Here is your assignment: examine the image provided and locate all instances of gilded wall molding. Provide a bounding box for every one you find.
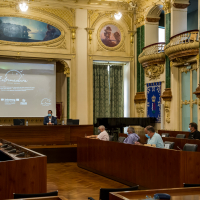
[161,88,172,123]
[146,17,160,22]
[58,60,70,77]
[164,101,171,123]
[85,28,94,44]
[173,3,190,9]
[32,7,75,27]
[170,56,198,67]
[165,42,199,62]
[139,53,165,67]
[194,84,200,99]
[145,64,164,80]
[136,103,145,117]
[181,100,190,108]
[178,63,198,74]
[88,10,133,31]
[163,1,171,14]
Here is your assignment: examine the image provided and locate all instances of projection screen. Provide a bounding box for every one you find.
[0,60,56,117]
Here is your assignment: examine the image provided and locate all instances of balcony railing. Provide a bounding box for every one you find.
[138,43,166,67]
[139,42,165,58]
[165,30,199,49]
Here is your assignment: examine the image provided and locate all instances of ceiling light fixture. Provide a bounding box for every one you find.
[114,12,122,20]
[19,2,28,12]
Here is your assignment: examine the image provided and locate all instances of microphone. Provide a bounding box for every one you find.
[1,144,8,148]
[8,149,16,153]
[5,145,13,150]
[16,152,25,157]
[177,146,182,150]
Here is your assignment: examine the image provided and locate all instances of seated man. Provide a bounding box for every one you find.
[135,125,164,148]
[43,110,57,125]
[86,125,109,141]
[188,122,200,139]
[123,126,140,144]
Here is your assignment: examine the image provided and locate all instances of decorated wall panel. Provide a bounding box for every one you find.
[88,10,133,57]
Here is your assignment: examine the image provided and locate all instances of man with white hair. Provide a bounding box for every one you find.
[85,125,109,141]
[123,126,140,144]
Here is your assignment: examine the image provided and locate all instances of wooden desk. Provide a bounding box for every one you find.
[0,125,93,145]
[0,139,47,200]
[110,187,200,200]
[77,137,200,189]
[162,137,200,151]
[158,130,190,138]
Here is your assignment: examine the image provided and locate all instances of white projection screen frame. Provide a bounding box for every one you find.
[0,59,56,117]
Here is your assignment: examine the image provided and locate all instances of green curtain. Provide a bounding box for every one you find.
[93,64,124,136]
[93,65,110,134]
[109,65,124,118]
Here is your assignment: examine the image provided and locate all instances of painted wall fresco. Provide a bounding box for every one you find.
[0,17,61,42]
[100,24,121,47]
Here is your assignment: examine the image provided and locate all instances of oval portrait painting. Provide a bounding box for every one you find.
[0,17,61,42]
[100,24,121,47]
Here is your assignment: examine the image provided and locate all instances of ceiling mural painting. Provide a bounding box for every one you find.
[0,17,61,42]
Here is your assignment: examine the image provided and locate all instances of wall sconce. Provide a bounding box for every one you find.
[114,12,122,20]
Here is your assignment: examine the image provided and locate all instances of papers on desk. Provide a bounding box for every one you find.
[144,144,156,147]
[165,144,170,149]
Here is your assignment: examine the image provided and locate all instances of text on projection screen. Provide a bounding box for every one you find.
[0,61,56,117]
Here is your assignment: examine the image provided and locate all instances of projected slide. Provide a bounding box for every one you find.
[0,61,56,117]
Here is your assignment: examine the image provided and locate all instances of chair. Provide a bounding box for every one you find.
[183,183,200,187]
[183,143,198,152]
[109,135,114,141]
[13,191,58,199]
[118,136,126,143]
[176,134,186,139]
[162,133,169,137]
[164,141,175,149]
[88,185,139,200]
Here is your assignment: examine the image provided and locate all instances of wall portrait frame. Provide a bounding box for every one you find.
[97,21,124,51]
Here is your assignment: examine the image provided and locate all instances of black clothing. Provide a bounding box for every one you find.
[188,130,200,139]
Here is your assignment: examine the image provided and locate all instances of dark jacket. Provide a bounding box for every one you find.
[188,130,200,139]
[43,116,57,125]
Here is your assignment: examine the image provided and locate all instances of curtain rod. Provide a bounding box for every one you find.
[93,62,127,66]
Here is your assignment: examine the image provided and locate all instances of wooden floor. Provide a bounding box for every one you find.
[47,162,128,200]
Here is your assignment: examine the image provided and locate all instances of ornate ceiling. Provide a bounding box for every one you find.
[0,0,133,11]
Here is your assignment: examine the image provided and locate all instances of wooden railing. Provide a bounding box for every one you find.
[139,42,165,58]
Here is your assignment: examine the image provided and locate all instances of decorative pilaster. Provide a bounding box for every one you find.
[163,0,171,14]
[134,92,146,117]
[69,26,78,53]
[128,30,136,45]
[85,28,94,44]
[137,25,145,93]
[85,28,94,54]
[67,77,70,119]
[165,13,171,89]
[161,88,172,123]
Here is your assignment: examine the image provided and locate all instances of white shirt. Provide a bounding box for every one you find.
[97,130,109,141]
[49,117,51,123]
